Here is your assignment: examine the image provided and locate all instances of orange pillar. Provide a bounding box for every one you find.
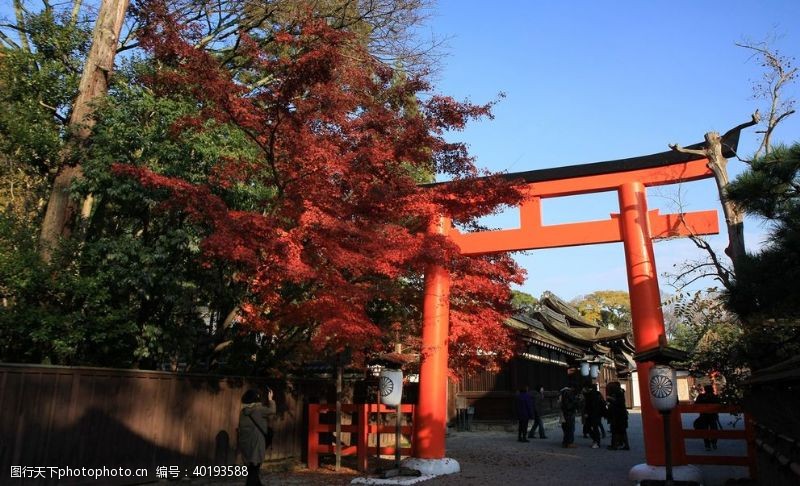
[618,181,685,466]
[413,216,451,459]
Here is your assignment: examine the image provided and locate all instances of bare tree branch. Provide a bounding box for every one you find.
[38,100,69,123]
[737,40,797,159]
[668,143,706,157]
[0,29,21,49]
[669,128,748,274]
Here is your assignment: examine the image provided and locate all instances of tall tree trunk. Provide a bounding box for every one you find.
[13,0,31,53]
[38,0,130,262]
[670,129,750,280]
[703,131,746,272]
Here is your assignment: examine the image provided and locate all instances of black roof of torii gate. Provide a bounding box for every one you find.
[426,119,753,187]
[499,122,748,184]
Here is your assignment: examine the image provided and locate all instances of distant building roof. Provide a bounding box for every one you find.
[507,291,635,374]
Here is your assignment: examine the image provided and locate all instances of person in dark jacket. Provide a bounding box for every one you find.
[238,388,277,486]
[605,381,629,450]
[515,386,534,442]
[528,385,548,439]
[694,385,721,451]
[559,386,578,448]
[584,383,606,448]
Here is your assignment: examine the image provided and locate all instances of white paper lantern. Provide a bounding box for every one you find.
[580,361,590,377]
[590,363,600,379]
[648,365,678,411]
[379,368,403,406]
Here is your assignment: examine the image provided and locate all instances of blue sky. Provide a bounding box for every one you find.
[426,0,800,301]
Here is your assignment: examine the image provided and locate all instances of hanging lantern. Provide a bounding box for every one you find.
[590,362,600,379]
[580,361,590,377]
[379,368,403,406]
[648,364,678,412]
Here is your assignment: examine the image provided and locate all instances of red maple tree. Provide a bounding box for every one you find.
[116,1,526,373]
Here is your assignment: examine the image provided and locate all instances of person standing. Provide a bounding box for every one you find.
[515,386,534,442]
[558,385,578,448]
[695,384,721,451]
[528,385,548,439]
[238,387,277,486]
[605,381,629,450]
[584,383,606,448]
[580,384,590,438]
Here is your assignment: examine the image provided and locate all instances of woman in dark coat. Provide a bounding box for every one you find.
[605,381,629,450]
[238,388,277,486]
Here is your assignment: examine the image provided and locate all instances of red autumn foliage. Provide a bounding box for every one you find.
[118,1,527,373]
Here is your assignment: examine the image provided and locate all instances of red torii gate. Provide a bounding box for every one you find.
[410,128,745,473]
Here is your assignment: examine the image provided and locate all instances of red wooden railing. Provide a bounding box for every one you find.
[307,403,415,471]
[675,403,757,479]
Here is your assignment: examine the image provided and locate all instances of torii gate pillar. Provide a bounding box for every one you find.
[618,181,685,467]
[413,216,451,459]
[405,216,460,475]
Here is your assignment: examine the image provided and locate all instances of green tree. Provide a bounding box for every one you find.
[571,290,631,331]
[0,7,89,220]
[669,289,800,399]
[726,143,800,322]
[664,144,800,397]
[669,291,747,400]
[510,289,537,314]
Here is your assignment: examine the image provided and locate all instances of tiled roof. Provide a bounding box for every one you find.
[507,315,584,357]
[505,291,636,374]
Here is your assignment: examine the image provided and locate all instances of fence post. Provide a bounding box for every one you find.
[401,404,413,456]
[744,413,757,480]
[358,403,368,472]
[307,404,319,470]
[675,405,687,464]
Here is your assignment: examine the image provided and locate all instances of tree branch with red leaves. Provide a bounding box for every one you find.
[118,0,525,373]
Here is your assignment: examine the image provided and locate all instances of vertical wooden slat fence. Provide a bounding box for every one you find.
[0,364,327,485]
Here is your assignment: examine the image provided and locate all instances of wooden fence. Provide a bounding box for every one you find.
[743,357,800,486]
[307,403,415,472]
[0,363,330,485]
[675,402,756,478]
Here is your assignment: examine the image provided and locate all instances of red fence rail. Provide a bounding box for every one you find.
[307,403,415,472]
[675,403,756,478]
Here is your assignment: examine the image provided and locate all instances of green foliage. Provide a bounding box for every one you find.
[664,145,800,397]
[1,41,259,370]
[510,289,537,314]
[571,290,631,331]
[0,214,134,365]
[726,143,800,321]
[669,289,800,400]
[668,291,748,401]
[0,9,89,175]
[0,10,89,221]
[71,62,264,370]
